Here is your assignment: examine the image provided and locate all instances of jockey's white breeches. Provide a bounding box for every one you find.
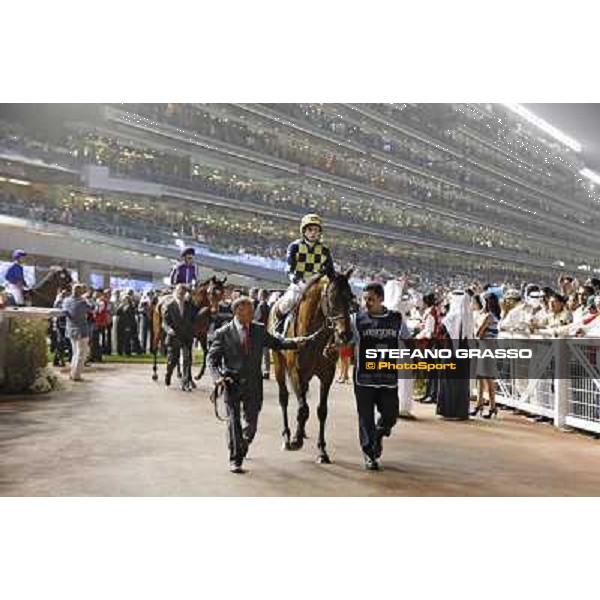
[277,281,306,314]
[6,283,24,306]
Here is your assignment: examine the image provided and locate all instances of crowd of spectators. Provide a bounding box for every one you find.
[3,111,596,258]
[115,103,598,246]
[9,123,584,265]
[0,184,549,286]
[2,103,599,273]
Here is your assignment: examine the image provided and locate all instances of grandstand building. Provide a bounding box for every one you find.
[1,103,598,287]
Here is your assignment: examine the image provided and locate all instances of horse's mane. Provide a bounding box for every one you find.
[197,276,215,289]
[300,273,327,302]
[295,274,330,337]
[33,267,67,290]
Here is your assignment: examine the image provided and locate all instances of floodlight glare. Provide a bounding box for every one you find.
[501,103,582,153]
[580,168,600,186]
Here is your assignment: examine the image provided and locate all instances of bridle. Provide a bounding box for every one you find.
[319,278,353,335]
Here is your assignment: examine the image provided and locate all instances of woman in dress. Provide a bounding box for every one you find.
[471,292,501,419]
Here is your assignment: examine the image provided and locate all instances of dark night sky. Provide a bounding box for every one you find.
[524,103,600,171]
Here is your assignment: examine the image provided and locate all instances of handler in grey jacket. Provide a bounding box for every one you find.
[62,284,94,381]
[207,296,313,473]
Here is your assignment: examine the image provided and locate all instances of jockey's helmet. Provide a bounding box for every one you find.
[300,213,323,235]
[12,249,27,260]
[180,246,196,258]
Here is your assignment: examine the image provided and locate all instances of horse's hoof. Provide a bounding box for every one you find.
[194,374,203,380]
[152,374,158,382]
[289,438,304,451]
[316,453,331,464]
[281,440,292,451]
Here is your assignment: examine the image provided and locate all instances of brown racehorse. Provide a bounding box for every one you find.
[150,275,227,386]
[25,267,73,307]
[268,269,354,464]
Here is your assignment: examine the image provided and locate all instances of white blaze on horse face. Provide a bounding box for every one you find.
[333,316,352,343]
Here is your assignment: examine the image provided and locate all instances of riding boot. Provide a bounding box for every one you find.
[274,307,287,335]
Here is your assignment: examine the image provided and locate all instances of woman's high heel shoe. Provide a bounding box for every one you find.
[483,407,498,419]
[470,404,484,417]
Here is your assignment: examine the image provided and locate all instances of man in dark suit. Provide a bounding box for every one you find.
[207,296,313,473]
[163,284,198,387]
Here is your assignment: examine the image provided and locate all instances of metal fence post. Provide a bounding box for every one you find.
[554,339,569,428]
[0,314,8,388]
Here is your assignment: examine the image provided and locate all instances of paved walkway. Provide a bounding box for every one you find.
[2,364,600,496]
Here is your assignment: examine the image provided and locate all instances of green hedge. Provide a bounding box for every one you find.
[1,319,54,394]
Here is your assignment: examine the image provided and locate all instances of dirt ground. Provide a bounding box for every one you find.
[2,363,600,496]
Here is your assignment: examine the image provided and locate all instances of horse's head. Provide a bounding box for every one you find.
[323,268,355,345]
[55,268,73,290]
[207,276,227,304]
[192,275,227,307]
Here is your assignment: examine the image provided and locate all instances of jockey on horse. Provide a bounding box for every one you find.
[269,214,355,463]
[273,213,336,332]
[151,247,227,388]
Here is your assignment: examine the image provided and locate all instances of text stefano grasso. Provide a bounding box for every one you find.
[364,348,533,360]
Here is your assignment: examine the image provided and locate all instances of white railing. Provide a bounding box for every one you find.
[495,332,600,434]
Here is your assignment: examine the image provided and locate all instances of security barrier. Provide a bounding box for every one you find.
[495,333,600,434]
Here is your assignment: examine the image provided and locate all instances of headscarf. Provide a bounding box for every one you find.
[442,290,474,339]
[383,278,404,311]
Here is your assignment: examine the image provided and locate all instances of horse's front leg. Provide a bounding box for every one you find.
[195,334,207,381]
[274,353,292,450]
[290,380,310,451]
[316,373,334,464]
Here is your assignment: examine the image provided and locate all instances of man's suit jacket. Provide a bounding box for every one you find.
[207,320,299,405]
[254,300,270,325]
[163,298,197,345]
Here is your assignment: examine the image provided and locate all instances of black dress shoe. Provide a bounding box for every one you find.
[364,455,379,471]
[373,436,383,459]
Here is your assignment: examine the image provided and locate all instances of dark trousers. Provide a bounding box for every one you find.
[354,385,399,459]
[117,327,132,355]
[118,325,141,355]
[97,326,109,355]
[425,371,439,400]
[166,336,193,379]
[90,326,103,362]
[105,322,113,355]
[53,327,71,366]
[225,384,261,465]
